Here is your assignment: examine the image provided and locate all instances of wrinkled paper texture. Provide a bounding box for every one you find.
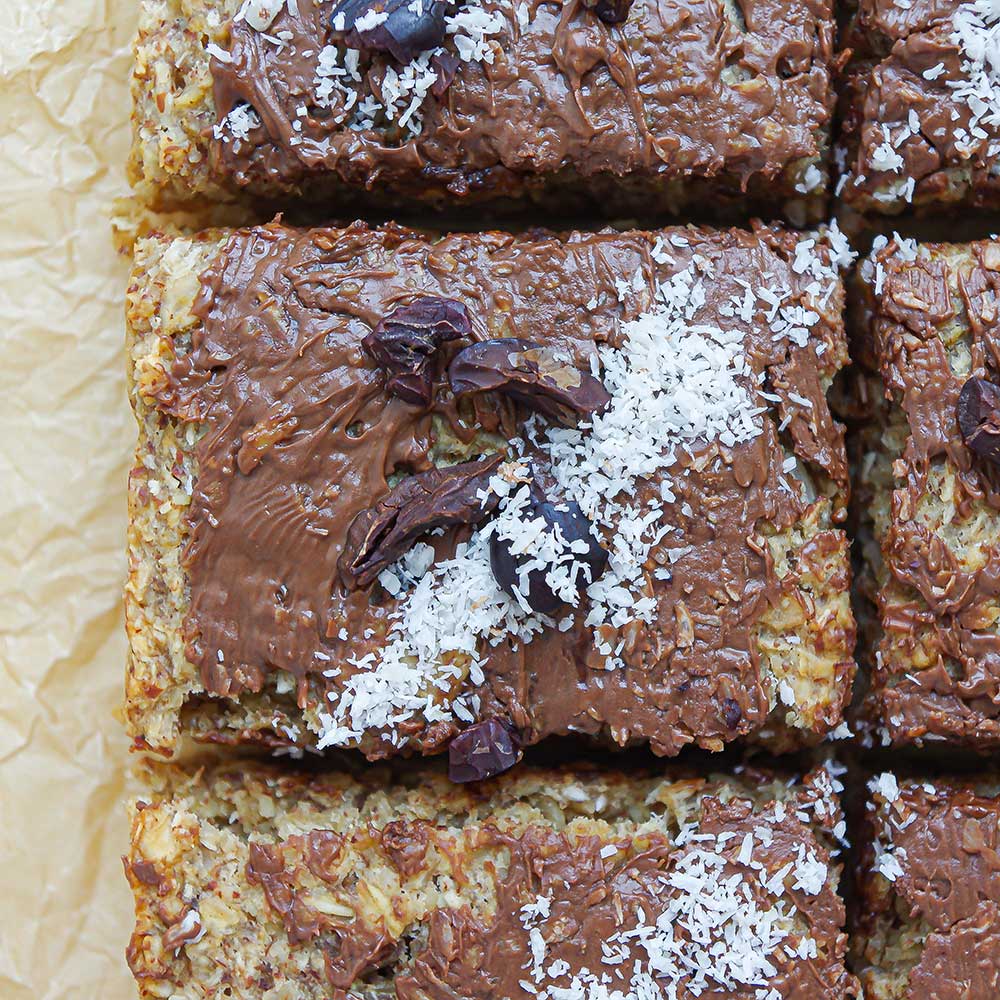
[0,2,138,997]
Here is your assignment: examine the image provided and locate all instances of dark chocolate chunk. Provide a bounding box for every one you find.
[363,296,472,407]
[332,0,448,64]
[340,454,503,589]
[581,0,633,24]
[957,377,1000,465]
[448,338,609,424]
[448,718,522,783]
[489,485,608,615]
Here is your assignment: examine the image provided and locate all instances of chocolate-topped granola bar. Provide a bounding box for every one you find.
[854,772,1000,999]
[125,221,855,763]
[838,0,1000,215]
[853,236,1000,748]
[125,758,858,999]
[129,0,836,219]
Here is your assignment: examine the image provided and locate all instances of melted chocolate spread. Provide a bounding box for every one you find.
[157,221,850,757]
[234,786,851,999]
[866,782,1000,999]
[208,0,833,200]
[864,242,1000,746]
[841,0,1000,210]
[397,811,848,999]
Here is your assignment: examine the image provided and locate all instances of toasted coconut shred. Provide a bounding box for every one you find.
[316,227,854,750]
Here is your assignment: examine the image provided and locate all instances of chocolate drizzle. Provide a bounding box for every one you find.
[207,0,834,204]
[232,785,852,998]
[862,781,1000,999]
[863,240,1000,746]
[157,221,851,758]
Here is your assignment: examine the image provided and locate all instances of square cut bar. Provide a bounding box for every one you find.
[853,237,1000,748]
[125,221,856,759]
[129,0,835,220]
[853,773,1000,999]
[124,758,857,1000]
[838,0,1000,215]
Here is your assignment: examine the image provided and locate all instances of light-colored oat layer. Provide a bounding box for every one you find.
[125,758,850,999]
[129,0,240,209]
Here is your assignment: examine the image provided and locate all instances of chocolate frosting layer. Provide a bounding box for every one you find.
[907,902,1000,1000]
[840,0,1000,212]
[396,805,849,999]
[156,221,851,758]
[862,240,1000,747]
[208,0,833,204]
[234,783,850,999]
[864,780,1000,999]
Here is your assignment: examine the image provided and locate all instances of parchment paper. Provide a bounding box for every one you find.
[0,2,139,997]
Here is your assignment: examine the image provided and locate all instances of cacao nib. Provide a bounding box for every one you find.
[582,0,633,23]
[957,376,1000,465]
[448,338,610,424]
[332,0,448,63]
[363,296,472,407]
[489,485,608,615]
[430,51,460,98]
[722,697,742,730]
[340,454,503,589]
[448,718,522,783]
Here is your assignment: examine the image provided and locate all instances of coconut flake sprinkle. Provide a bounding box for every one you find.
[314,230,850,750]
[221,0,506,141]
[516,834,822,1000]
[858,0,1000,198]
[950,0,1000,156]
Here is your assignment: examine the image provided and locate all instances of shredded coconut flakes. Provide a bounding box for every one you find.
[315,231,850,749]
[951,0,1000,157]
[516,833,822,1000]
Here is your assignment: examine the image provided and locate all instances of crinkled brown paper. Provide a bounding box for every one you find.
[0,3,138,997]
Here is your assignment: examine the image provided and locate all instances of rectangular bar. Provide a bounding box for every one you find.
[129,0,835,219]
[854,772,1000,999]
[125,758,857,999]
[837,0,1000,215]
[853,236,1000,748]
[126,221,855,760]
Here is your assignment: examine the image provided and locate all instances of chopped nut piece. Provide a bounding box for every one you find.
[332,0,448,63]
[957,376,1000,465]
[489,484,608,615]
[581,0,633,24]
[447,718,522,782]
